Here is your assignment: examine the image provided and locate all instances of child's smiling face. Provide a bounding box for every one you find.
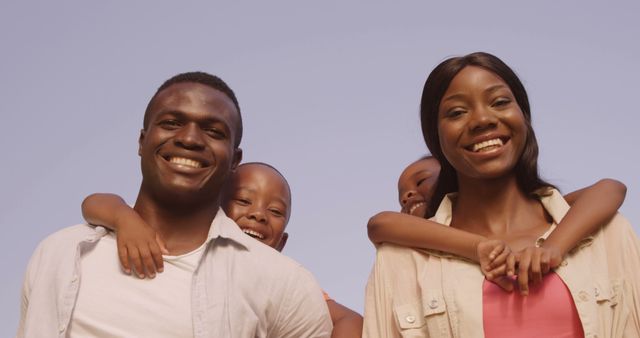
[223,163,291,251]
[397,157,441,218]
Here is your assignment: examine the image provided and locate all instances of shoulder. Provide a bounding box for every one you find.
[215,212,311,278]
[24,224,104,287]
[601,213,635,235]
[372,243,431,284]
[246,240,316,281]
[375,242,429,265]
[34,224,99,252]
[29,224,104,268]
[597,213,638,248]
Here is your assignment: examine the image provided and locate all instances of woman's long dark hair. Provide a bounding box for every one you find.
[420,52,554,214]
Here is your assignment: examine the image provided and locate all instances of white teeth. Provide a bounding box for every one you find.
[242,229,264,239]
[471,138,504,152]
[409,202,425,215]
[169,157,202,168]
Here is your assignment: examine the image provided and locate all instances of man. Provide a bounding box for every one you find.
[17,72,332,337]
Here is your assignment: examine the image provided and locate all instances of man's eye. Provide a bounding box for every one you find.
[205,128,226,139]
[159,120,181,129]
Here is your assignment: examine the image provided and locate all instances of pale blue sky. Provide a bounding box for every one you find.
[2,1,639,334]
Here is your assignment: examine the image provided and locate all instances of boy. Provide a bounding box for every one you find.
[82,162,363,338]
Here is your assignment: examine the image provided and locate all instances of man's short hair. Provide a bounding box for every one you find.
[143,71,243,147]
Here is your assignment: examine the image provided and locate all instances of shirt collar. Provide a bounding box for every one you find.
[432,188,572,241]
[207,208,253,250]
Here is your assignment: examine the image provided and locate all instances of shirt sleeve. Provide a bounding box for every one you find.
[16,241,44,338]
[363,245,402,338]
[270,267,333,338]
[605,215,640,336]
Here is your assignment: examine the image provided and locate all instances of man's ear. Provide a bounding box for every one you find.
[275,232,288,252]
[231,148,243,170]
[138,129,146,156]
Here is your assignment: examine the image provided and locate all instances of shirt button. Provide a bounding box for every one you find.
[406,315,416,323]
[561,260,568,267]
[429,299,439,309]
[59,324,66,332]
[71,275,78,283]
[594,287,600,297]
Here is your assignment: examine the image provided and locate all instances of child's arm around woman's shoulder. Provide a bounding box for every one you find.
[367,211,486,262]
[543,179,627,259]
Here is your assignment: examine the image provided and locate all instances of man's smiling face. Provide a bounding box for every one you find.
[138,82,242,203]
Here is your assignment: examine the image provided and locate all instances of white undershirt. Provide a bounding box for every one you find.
[68,232,205,338]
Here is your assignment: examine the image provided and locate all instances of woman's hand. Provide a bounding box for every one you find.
[114,208,168,279]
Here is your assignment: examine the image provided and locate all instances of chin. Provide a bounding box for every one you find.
[155,181,212,202]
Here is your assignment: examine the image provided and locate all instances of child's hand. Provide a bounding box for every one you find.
[511,246,555,295]
[540,243,564,270]
[114,209,168,279]
[476,239,514,292]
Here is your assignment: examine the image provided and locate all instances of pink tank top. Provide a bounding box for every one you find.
[482,272,584,337]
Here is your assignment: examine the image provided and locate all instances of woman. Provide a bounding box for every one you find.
[363,52,640,337]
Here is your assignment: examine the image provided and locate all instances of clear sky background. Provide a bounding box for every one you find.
[1,1,638,334]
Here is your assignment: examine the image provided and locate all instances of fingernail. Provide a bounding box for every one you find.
[158,268,164,272]
[124,269,131,274]
[149,273,155,278]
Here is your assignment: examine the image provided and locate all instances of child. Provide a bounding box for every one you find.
[369,155,627,293]
[82,162,363,338]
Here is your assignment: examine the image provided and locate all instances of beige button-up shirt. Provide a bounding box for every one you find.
[17,209,332,338]
[364,189,640,338]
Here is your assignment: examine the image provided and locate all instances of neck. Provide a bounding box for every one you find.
[134,186,221,255]
[451,174,547,238]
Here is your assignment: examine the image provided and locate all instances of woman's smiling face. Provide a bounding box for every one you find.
[437,66,527,181]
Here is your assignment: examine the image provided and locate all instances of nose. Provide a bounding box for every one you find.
[469,106,498,133]
[174,123,205,150]
[401,190,416,206]
[247,207,267,224]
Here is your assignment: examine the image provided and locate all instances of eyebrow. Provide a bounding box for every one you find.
[485,84,507,94]
[412,170,434,180]
[156,110,231,127]
[442,93,466,104]
[442,84,509,103]
[235,187,289,207]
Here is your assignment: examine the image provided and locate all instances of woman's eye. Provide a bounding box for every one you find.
[492,98,511,107]
[446,109,465,118]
